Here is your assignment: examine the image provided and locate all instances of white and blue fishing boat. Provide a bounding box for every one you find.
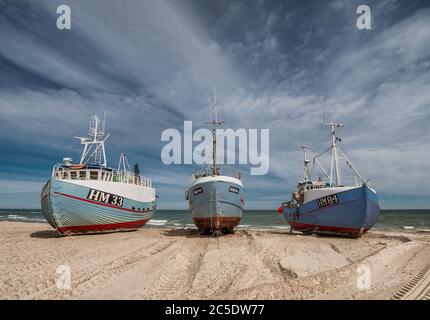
[278,118,380,237]
[41,115,157,235]
[185,95,244,235]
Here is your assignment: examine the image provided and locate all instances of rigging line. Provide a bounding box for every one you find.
[215,181,220,249]
[313,145,333,160]
[337,146,366,184]
[306,112,325,176]
[209,181,215,238]
[314,158,336,186]
[209,180,220,249]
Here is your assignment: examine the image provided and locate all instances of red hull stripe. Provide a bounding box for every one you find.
[54,191,155,213]
[58,219,149,233]
[290,222,367,234]
[40,194,48,203]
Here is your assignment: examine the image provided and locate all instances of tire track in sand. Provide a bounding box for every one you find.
[220,239,389,299]
[25,238,176,299]
[391,264,430,300]
[149,237,210,299]
[242,230,298,281]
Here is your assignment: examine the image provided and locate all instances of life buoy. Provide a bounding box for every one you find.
[70,164,85,170]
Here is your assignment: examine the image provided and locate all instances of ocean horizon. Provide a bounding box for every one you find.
[1,208,429,233]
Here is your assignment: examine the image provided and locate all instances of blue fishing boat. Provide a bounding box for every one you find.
[278,118,380,237]
[185,93,244,235]
[41,115,157,235]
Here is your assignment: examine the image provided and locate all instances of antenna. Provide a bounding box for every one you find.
[300,145,309,161]
[213,87,216,105]
[300,145,310,182]
[321,112,344,186]
[103,111,106,133]
[213,87,218,123]
[76,115,109,167]
[209,97,212,123]
[204,89,224,176]
[205,88,224,127]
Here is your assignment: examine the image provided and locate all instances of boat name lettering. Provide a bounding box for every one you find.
[229,186,239,194]
[193,187,203,196]
[317,194,339,208]
[86,188,124,207]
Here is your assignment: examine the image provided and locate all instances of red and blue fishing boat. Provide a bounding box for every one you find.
[278,118,380,237]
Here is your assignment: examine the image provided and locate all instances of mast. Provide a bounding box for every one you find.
[313,114,365,187]
[301,145,310,183]
[323,114,343,186]
[75,115,110,167]
[205,88,224,176]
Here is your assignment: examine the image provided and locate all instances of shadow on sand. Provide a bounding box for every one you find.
[30,230,62,239]
[163,228,250,238]
[162,228,204,238]
[30,229,138,238]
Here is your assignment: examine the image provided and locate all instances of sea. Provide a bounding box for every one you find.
[1,209,430,232]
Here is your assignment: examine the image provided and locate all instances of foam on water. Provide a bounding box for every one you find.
[1,209,429,231]
[146,219,168,226]
[4,214,46,223]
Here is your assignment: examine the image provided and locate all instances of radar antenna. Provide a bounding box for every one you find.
[300,145,311,183]
[75,114,110,167]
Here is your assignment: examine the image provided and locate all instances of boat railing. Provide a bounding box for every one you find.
[191,166,242,182]
[52,165,153,187]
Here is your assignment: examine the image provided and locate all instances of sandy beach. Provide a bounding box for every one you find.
[0,221,429,300]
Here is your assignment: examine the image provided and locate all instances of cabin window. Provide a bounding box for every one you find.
[132,206,135,210]
[90,171,99,180]
[79,171,86,180]
[70,171,77,180]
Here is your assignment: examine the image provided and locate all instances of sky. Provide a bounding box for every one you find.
[0,0,429,209]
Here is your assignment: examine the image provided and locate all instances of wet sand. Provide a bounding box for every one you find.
[0,221,429,300]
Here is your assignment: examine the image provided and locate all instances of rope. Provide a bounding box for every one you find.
[209,180,220,249]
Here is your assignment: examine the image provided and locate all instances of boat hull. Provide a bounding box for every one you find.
[41,178,156,235]
[282,184,379,237]
[188,176,244,234]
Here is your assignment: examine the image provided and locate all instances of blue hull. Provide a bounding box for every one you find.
[282,184,380,236]
[41,178,156,235]
[188,178,244,233]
